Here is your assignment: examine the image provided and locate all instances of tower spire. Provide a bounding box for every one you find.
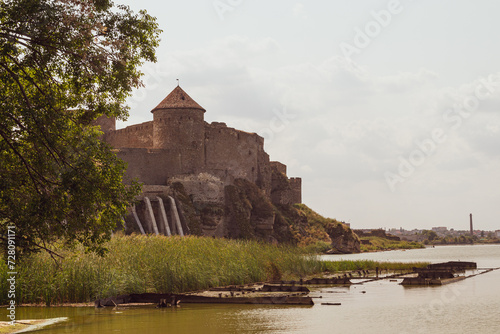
[151,85,206,113]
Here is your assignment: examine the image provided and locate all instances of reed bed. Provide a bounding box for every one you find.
[0,235,428,305]
[0,235,321,305]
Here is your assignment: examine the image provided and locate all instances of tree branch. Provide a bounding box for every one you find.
[0,60,33,108]
[0,127,42,194]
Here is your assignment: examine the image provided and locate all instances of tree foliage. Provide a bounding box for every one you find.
[0,0,161,255]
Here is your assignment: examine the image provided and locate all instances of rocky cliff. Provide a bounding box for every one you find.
[327,223,361,254]
[123,174,360,253]
[277,203,360,253]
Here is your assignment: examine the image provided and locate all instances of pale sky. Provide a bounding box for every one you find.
[118,0,500,232]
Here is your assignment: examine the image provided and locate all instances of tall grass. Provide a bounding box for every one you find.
[0,235,428,305]
[0,235,321,305]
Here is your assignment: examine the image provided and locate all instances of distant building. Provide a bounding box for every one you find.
[432,227,448,237]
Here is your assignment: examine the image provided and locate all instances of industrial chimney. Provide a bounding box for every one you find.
[470,213,473,236]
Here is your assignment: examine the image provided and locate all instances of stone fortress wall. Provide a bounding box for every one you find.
[105,121,154,149]
[95,86,301,237]
[97,85,301,204]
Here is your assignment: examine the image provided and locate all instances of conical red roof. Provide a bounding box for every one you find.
[151,86,205,113]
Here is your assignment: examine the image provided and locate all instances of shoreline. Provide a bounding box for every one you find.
[426,242,500,246]
[331,242,500,255]
[0,235,428,307]
[1,260,429,308]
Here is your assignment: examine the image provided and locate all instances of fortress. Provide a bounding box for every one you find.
[96,86,302,238]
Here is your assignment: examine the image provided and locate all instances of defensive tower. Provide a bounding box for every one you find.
[152,86,206,172]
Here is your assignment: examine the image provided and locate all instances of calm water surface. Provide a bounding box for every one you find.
[3,245,500,333]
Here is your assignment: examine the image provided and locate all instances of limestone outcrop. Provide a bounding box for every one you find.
[122,175,360,252]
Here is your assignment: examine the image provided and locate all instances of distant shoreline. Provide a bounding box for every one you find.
[426,242,500,247]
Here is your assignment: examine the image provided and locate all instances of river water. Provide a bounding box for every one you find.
[2,244,500,333]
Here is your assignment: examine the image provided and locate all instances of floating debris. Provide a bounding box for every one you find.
[401,261,477,286]
[95,290,314,307]
[261,285,310,292]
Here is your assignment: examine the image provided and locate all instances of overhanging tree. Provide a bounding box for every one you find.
[0,0,161,255]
